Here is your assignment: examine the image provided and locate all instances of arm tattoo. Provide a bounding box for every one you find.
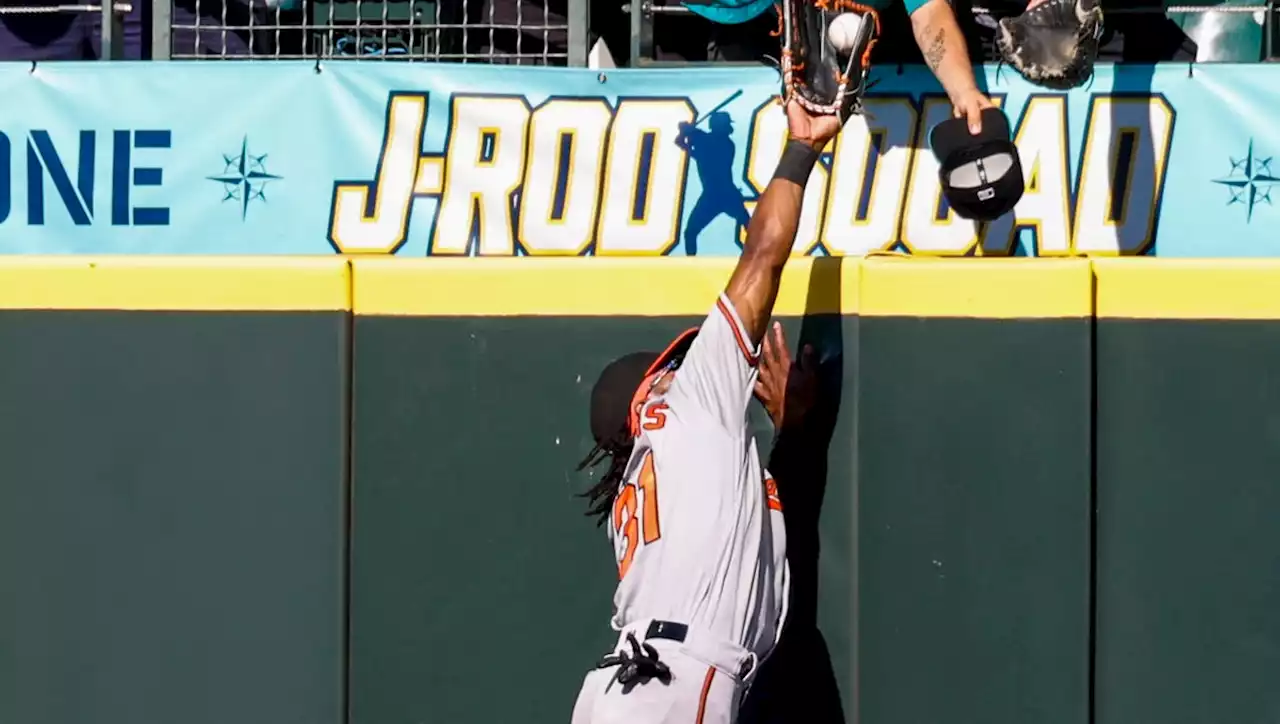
[924,27,946,70]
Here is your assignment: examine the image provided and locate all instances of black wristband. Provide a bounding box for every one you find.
[772,138,821,186]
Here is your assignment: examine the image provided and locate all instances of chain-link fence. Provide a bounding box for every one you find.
[151,0,587,63]
[0,0,585,62]
[0,0,1274,63]
[0,0,587,62]
[625,0,1279,64]
[150,0,585,63]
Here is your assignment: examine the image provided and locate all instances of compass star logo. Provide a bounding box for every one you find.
[207,136,283,221]
[1212,140,1280,223]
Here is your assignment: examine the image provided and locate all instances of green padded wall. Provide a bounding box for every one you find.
[1094,261,1280,724]
[349,314,698,724]
[0,259,350,724]
[348,302,856,722]
[0,311,348,724]
[348,257,1095,724]
[852,259,1093,724]
[347,258,858,723]
[855,317,1092,724]
[20,255,1280,724]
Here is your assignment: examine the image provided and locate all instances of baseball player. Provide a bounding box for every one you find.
[570,97,846,724]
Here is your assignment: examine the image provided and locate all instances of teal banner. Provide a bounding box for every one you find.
[0,61,1274,256]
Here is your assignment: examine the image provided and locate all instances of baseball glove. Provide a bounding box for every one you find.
[996,0,1104,91]
[777,0,881,120]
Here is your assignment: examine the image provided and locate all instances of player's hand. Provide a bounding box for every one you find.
[754,321,818,431]
[785,99,842,150]
[951,87,995,135]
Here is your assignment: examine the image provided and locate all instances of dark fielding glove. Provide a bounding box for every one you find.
[777,0,881,120]
[996,0,1104,91]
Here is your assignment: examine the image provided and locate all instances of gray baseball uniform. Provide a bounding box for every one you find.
[571,292,790,724]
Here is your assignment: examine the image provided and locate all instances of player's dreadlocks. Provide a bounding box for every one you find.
[576,434,632,526]
[578,350,658,526]
[578,346,690,527]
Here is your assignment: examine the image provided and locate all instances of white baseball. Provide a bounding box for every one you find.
[826,12,864,54]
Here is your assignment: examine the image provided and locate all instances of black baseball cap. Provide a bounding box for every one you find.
[930,107,1024,221]
[588,329,698,446]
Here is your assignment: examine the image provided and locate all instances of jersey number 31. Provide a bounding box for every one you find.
[612,451,660,580]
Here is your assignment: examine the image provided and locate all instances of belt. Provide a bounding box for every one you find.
[644,619,688,643]
[594,619,756,683]
[643,620,759,679]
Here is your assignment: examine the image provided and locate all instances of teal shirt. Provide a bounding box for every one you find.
[684,0,933,25]
[867,0,931,14]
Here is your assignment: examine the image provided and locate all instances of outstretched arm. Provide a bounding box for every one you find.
[910,0,994,133]
[664,101,844,429]
[723,102,842,348]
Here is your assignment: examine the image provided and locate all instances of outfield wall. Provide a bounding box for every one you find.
[1,257,1277,724]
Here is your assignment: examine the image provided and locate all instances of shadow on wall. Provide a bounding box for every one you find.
[740,256,848,724]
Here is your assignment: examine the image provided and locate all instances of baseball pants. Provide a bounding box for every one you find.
[571,619,757,724]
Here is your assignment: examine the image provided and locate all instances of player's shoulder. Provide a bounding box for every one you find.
[648,384,741,438]
[696,294,760,364]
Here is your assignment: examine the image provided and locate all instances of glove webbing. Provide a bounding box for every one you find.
[775,0,882,117]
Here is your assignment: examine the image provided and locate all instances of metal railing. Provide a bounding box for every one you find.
[153,0,587,63]
[0,0,1275,64]
[622,0,1279,65]
[0,0,587,64]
